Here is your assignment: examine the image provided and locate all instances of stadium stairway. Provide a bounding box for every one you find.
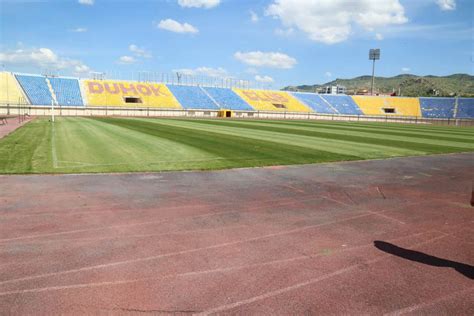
[45,78,59,106]
[0,72,28,105]
[166,85,220,110]
[321,95,363,115]
[203,87,254,111]
[290,92,338,114]
[233,89,312,112]
[199,86,221,109]
[15,74,54,106]
[49,77,84,106]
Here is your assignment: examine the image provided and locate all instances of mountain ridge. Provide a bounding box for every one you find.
[282,73,474,97]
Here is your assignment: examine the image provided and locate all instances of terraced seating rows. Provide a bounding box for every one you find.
[167,85,219,110]
[456,98,474,118]
[291,92,337,114]
[15,74,53,105]
[352,96,421,116]
[3,72,474,119]
[233,89,312,112]
[203,87,254,111]
[320,95,363,115]
[420,98,455,118]
[49,77,84,106]
[84,80,182,108]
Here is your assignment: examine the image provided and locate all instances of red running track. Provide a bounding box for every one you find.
[0,116,32,139]
[0,153,473,315]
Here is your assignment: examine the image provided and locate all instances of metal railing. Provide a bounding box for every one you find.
[1,104,473,127]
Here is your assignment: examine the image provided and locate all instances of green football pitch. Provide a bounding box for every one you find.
[0,117,473,174]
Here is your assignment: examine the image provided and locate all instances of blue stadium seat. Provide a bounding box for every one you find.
[320,95,363,115]
[456,98,474,119]
[420,98,455,118]
[15,74,53,105]
[166,85,219,110]
[291,92,337,114]
[203,87,254,111]
[49,77,84,106]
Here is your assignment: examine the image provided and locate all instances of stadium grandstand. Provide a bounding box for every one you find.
[0,71,473,120]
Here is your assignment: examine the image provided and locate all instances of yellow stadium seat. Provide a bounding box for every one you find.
[352,96,421,117]
[0,72,28,105]
[233,89,312,112]
[83,80,182,108]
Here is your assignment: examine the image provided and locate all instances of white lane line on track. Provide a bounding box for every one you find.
[0,194,346,242]
[2,224,248,245]
[384,287,474,316]
[0,210,235,243]
[196,234,451,315]
[0,211,378,286]
[0,230,437,296]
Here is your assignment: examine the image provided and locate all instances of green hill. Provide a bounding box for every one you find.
[283,74,474,97]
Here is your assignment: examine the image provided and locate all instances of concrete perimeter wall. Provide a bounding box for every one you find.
[1,105,473,127]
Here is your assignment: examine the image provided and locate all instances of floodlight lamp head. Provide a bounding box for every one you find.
[369,48,381,60]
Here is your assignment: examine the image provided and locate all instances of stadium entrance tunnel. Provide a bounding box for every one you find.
[124,96,142,104]
[273,103,287,109]
[218,109,233,118]
[383,108,396,114]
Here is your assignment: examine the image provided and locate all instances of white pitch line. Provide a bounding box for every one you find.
[51,122,58,169]
[51,157,262,169]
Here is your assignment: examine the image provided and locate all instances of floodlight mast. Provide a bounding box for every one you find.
[369,49,380,95]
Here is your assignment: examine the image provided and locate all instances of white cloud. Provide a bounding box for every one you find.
[401,67,411,72]
[155,19,199,34]
[255,75,274,83]
[378,22,471,40]
[275,27,294,37]
[266,0,408,44]
[250,10,259,23]
[436,0,456,11]
[74,64,90,74]
[129,44,152,58]
[0,47,91,75]
[325,71,332,77]
[234,51,297,69]
[375,33,384,40]
[173,67,228,78]
[118,56,136,64]
[78,0,94,5]
[71,27,87,33]
[177,0,220,9]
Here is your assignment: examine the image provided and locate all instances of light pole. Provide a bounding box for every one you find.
[369,49,380,95]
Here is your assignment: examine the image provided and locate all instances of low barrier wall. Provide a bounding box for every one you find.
[0,104,473,127]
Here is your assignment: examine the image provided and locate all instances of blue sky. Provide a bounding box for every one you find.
[0,0,472,88]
